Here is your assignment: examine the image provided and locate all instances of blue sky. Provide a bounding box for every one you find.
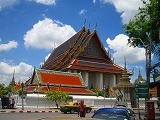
[0,0,149,86]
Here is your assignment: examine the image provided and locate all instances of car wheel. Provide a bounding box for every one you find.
[86,109,91,113]
[64,111,67,114]
[70,109,74,114]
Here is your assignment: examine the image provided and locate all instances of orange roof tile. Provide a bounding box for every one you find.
[26,86,94,95]
[26,86,36,91]
[40,86,93,94]
[40,72,83,86]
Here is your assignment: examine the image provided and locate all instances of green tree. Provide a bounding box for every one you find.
[61,92,70,104]
[123,0,160,73]
[0,84,5,97]
[90,88,108,97]
[123,0,160,47]
[45,90,70,108]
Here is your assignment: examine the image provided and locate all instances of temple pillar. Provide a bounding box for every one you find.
[95,73,103,90]
[99,73,103,89]
[96,74,99,90]
[96,73,103,90]
[84,71,89,87]
[110,74,116,87]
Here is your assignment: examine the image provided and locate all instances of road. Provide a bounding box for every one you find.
[0,112,93,120]
[0,109,160,120]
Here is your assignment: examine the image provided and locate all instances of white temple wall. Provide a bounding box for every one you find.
[12,94,158,109]
[13,94,117,108]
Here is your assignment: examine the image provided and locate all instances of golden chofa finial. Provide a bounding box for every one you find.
[83,17,86,27]
[94,22,97,30]
[88,21,91,30]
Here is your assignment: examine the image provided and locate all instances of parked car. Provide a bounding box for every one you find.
[113,106,136,120]
[114,101,128,107]
[91,108,134,120]
[60,101,92,114]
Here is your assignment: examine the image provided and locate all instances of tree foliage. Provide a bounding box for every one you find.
[45,89,70,108]
[123,0,160,48]
[90,88,109,97]
[0,84,5,97]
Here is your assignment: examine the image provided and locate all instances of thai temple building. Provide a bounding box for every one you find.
[21,26,137,107]
[39,26,133,92]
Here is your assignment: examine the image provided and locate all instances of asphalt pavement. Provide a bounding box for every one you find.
[0,106,160,120]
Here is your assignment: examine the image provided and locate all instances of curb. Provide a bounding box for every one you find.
[132,108,159,110]
[0,110,60,113]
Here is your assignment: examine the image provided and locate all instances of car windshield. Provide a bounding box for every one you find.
[92,113,129,120]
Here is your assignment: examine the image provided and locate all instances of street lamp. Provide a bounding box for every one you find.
[21,82,24,110]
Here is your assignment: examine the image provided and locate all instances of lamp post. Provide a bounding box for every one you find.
[21,82,24,110]
[130,37,151,99]
[145,40,151,100]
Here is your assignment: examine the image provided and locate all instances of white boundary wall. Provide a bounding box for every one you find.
[11,94,117,108]
[11,94,158,108]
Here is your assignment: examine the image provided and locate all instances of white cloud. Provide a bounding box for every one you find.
[106,34,146,64]
[0,62,34,85]
[0,39,18,51]
[0,0,19,11]
[93,0,96,4]
[79,9,87,15]
[100,0,144,24]
[40,53,51,67]
[27,0,56,5]
[24,18,76,49]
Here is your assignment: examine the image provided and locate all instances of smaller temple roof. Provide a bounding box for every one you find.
[25,68,95,95]
[113,57,134,89]
[134,69,146,84]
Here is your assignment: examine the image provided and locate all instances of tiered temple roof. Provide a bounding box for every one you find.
[41,27,132,75]
[26,27,133,95]
[113,57,134,89]
[26,68,95,95]
[134,70,146,84]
